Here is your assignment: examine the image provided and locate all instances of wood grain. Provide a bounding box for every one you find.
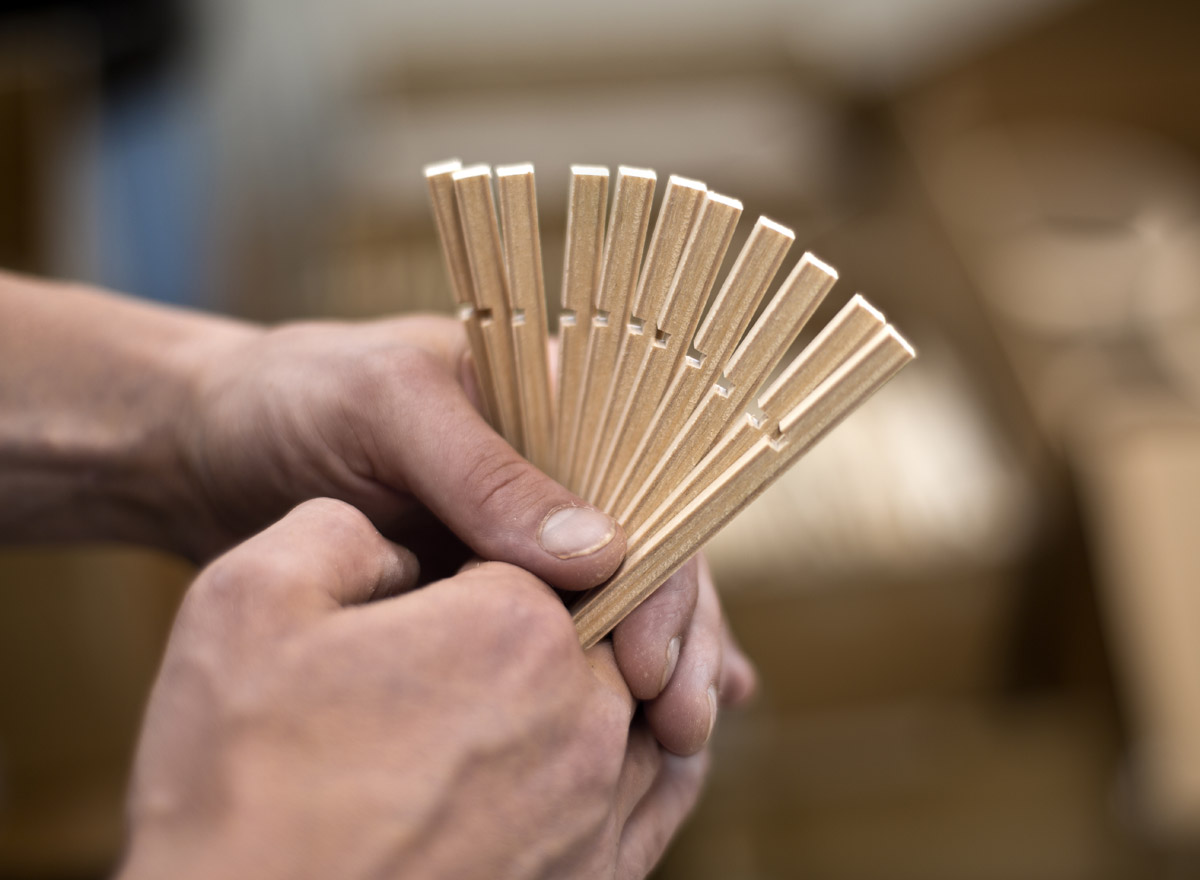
[574,326,915,648]
[615,216,794,529]
[585,175,707,502]
[567,167,657,493]
[601,191,742,513]
[554,166,609,483]
[425,159,499,426]
[496,164,556,474]
[615,252,837,522]
[453,164,526,452]
[627,294,886,541]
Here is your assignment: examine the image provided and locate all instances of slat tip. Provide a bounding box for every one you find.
[886,325,917,359]
[667,175,707,192]
[496,163,535,177]
[571,164,610,177]
[618,165,657,180]
[425,159,463,177]
[707,192,743,210]
[758,216,795,239]
[800,252,838,279]
[452,164,492,180]
[849,293,887,323]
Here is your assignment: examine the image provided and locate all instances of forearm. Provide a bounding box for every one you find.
[0,270,255,550]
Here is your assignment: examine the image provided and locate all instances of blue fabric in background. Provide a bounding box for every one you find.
[96,71,211,308]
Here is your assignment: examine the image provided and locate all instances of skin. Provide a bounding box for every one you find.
[0,270,756,876]
[120,499,713,880]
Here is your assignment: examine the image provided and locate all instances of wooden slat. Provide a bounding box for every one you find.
[585,175,707,502]
[601,191,742,512]
[573,326,915,648]
[554,166,609,483]
[453,164,525,451]
[613,252,836,521]
[566,167,657,493]
[424,159,499,426]
[496,164,556,474]
[611,216,793,528]
[626,294,886,540]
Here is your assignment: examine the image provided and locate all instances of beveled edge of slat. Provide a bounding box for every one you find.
[797,250,838,279]
[617,165,657,181]
[496,162,535,177]
[424,158,463,177]
[571,164,611,178]
[452,163,492,180]
[756,216,796,240]
[666,174,706,192]
[705,191,743,211]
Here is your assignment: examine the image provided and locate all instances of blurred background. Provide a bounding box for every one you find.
[3,0,1200,876]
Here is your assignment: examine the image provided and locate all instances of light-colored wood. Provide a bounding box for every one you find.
[614,252,837,520]
[601,191,742,512]
[626,294,886,538]
[573,326,915,648]
[567,167,657,493]
[757,295,887,417]
[585,175,707,502]
[555,166,610,483]
[611,216,793,527]
[496,164,555,474]
[425,160,499,426]
[452,165,525,451]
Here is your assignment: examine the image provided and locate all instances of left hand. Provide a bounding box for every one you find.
[168,313,755,752]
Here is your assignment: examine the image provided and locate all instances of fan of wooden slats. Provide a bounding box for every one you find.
[425,161,914,647]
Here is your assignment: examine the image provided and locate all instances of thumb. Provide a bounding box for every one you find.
[384,355,625,591]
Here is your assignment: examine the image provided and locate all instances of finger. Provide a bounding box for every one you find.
[643,556,723,756]
[190,498,419,631]
[374,349,626,591]
[611,557,700,701]
[719,619,757,708]
[616,749,710,880]
[615,720,663,825]
[585,640,637,723]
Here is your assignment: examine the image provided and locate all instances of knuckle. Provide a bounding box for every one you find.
[293,497,379,545]
[485,567,577,650]
[463,447,545,518]
[372,344,446,387]
[346,344,449,410]
[184,551,273,631]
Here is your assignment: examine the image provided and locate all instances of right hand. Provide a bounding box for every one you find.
[119,498,709,880]
[171,313,754,755]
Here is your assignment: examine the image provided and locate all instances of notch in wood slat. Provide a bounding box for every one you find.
[573,326,915,648]
[496,163,555,474]
[555,166,610,482]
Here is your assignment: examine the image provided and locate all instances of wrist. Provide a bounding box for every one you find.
[0,272,260,553]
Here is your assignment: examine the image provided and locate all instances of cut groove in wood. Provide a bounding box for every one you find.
[496,163,555,474]
[601,191,742,513]
[452,164,525,451]
[567,167,657,493]
[555,166,610,483]
[585,175,707,502]
[612,215,794,528]
[614,251,837,521]
[573,326,915,648]
[425,159,499,426]
[626,294,886,540]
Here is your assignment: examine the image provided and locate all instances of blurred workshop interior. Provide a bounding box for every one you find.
[3,0,1200,876]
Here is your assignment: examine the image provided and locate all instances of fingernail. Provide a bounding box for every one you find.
[538,506,616,559]
[705,685,718,744]
[660,637,682,693]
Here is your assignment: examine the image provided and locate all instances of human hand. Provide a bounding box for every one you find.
[170,314,755,753]
[120,499,711,880]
